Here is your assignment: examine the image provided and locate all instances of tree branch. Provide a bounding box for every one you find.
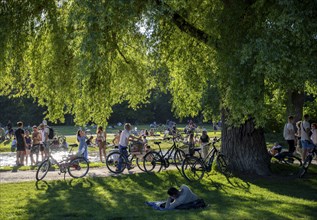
[155,0,218,49]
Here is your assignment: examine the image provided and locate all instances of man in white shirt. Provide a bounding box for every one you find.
[283,116,295,153]
[117,123,140,171]
[301,114,314,161]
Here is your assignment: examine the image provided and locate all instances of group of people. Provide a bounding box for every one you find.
[11,120,51,166]
[272,114,317,161]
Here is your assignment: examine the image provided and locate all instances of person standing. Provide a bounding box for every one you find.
[199,129,210,159]
[96,126,107,163]
[77,130,88,161]
[39,123,49,161]
[24,130,33,165]
[15,121,26,166]
[31,125,41,165]
[283,116,295,154]
[311,123,317,146]
[301,114,314,161]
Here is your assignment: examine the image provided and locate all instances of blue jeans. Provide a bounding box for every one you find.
[118,145,129,170]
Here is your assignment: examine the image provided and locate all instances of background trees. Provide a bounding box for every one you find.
[1,0,316,174]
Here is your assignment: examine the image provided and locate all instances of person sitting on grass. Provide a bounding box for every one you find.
[165,185,199,210]
[268,142,283,159]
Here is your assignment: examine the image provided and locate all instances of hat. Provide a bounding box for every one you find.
[32,125,37,128]
[202,128,207,132]
[42,120,47,126]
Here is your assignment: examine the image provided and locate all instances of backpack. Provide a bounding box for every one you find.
[48,127,54,139]
[175,199,207,210]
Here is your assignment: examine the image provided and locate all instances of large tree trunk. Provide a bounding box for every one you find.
[287,90,305,123]
[221,118,271,176]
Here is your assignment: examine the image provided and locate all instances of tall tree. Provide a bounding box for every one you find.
[1,0,316,174]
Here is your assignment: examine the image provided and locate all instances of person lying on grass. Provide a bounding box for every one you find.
[165,185,199,210]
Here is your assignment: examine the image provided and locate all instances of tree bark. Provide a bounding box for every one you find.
[221,117,271,176]
[287,90,305,123]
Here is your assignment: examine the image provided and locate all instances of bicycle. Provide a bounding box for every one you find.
[269,148,302,176]
[36,143,90,181]
[181,138,228,182]
[298,146,317,178]
[143,137,186,173]
[105,141,145,174]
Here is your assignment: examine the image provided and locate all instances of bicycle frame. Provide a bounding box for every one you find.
[199,139,221,170]
[155,138,180,163]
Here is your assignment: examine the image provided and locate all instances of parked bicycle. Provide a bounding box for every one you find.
[143,137,186,173]
[36,143,90,181]
[299,146,317,178]
[181,138,228,181]
[105,141,145,174]
[269,146,302,176]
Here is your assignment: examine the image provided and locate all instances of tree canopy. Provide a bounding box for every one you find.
[1,0,316,127]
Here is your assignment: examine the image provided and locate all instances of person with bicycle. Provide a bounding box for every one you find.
[117,123,140,171]
[31,125,41,165]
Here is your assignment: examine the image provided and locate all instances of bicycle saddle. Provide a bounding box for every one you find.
[69,144,78,147]
[194,148,201,152]
[154,142,161,145]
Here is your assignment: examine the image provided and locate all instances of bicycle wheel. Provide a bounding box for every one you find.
[143,151,163,173]
[36,159,51,181]
[282,154,302,168]
[182,156,205,182]
[298,156,312,178]
[135,156,145,171]
[68,157,90,178]
[174,149,186,171]
[106,151,127,174]
[216,154,229,176]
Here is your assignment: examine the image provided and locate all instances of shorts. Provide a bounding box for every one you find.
[17,145,25,151]
[40,144,45,152]
[32,144,40,153]
[301,140,315,149]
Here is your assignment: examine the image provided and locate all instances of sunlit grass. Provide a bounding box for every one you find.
[0,169,316,219]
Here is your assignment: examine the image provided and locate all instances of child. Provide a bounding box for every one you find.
[142,135,151,153]
[24,130,33,165]
[11,137,17,152]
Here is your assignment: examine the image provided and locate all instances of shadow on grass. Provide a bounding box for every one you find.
[24,169,317,219]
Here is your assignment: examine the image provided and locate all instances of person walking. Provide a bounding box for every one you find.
[15,121,26,166]
[283,116,295,154]
[117,123,140,171]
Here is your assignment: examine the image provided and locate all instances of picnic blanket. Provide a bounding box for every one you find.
[145,201,166,211]
[145,199,207,211]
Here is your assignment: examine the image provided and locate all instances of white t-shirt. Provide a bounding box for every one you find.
[284,123,295,140]
[119,129,130,147]
[301,120,310,140]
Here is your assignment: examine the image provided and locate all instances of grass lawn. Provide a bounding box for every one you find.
[0,169,316,219]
